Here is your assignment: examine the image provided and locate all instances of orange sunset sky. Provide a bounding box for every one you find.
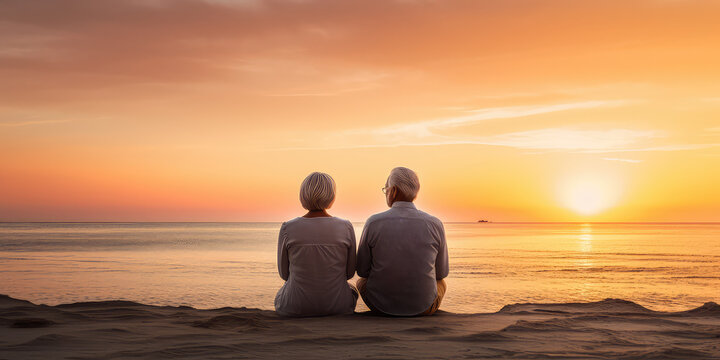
[1,0,719,222]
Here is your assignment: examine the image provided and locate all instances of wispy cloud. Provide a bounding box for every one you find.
[262,70,389,97]
[347,100,628,138]
[274,129,720,155]
[0,119,71,127]
[582,143,720,153]
[272,100,661,152]
[266,99,717,154]
[263,85,376,97]
[270,127,662,152]
[483,128,659,150]
[602,157,643,163]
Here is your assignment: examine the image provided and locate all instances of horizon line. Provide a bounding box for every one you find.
[1,221,718,225]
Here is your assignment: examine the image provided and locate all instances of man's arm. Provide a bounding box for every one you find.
[277,223,290,281]
[356,222,372,278]
[346,222,357,280]
[435,221,449,280]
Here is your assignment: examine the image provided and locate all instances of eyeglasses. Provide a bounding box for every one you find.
[381,186,389,194]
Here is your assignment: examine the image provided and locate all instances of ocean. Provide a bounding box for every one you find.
[1,222,718,313]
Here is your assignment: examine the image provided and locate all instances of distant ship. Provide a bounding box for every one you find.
[477,219,490,223]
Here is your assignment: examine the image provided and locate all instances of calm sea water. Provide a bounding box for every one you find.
[1,222,718,313]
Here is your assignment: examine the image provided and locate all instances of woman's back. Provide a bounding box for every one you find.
[275,216,357,317]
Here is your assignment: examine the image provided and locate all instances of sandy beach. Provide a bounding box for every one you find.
[1,294,718,359]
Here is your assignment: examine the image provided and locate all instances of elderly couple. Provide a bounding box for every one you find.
[275,167,449,317]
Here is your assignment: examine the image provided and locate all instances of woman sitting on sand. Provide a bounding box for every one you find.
[274,172,358,317]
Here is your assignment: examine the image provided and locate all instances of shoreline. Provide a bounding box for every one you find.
[2,221,720,224]
[2,295,719,359]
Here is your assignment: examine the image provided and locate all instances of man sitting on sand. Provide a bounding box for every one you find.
[356,167,449,316]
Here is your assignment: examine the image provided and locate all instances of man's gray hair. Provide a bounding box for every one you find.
[299,172,336,211]
[388,167,420,200]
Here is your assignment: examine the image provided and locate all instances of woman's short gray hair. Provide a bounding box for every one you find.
[299,172,336,211]
[387,167,420,200]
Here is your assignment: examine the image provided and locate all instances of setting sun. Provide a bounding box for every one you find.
[558,173,623,216]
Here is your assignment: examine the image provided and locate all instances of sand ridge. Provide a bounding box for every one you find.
[1,295,719,359]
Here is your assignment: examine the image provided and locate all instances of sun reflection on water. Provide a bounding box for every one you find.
[578,223,593,255]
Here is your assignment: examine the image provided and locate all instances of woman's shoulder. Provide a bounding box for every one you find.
[282,217,301,225]
[330,216,355,231]
[329,215,352,224]
[284,216,353,232]
[287,215,351,223]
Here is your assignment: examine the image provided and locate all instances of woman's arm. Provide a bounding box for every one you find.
[277,223,290,281]
[346,222,357,280]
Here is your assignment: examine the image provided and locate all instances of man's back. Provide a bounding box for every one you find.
[357,201,449,316]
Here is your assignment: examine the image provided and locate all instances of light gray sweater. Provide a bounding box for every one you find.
[274,216,357,317]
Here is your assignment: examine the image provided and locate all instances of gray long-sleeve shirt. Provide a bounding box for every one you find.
[274,216,357,317]
[357,201,449,316]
